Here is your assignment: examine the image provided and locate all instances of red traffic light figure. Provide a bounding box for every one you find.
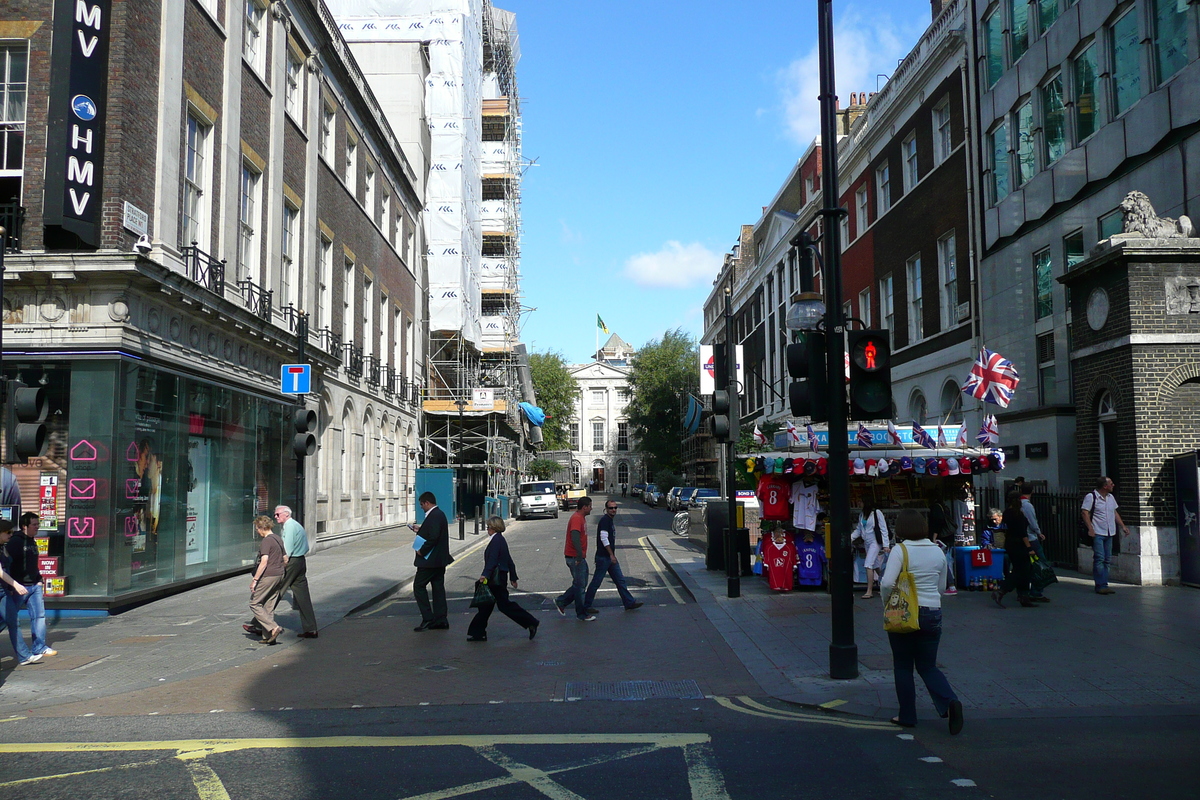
[846,331,892,421]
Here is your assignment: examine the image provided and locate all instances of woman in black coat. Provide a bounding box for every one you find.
[467,516,540,641]
[993,492,1038,608]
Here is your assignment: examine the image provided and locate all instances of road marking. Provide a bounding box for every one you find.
[920,756,943,763]
[713,696,896,731]
[639,536,686,605]
[818,699,847,709]
[951,779,978,787]
[0,716,25,723]
[0,757,164,787]
[176,750,233,800]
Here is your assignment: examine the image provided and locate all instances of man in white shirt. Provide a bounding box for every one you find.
[1081,476,1130,595]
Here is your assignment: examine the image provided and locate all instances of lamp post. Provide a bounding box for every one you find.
[454,397,467,539]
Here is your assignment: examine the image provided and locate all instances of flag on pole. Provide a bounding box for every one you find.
[786,420,801,444]
[856,423,873,448]
[977,414,999,445]
[962,347,1020,407]
[886,420,904,446]
[806,424,820,453]
[937,424,948,448]
[955,425,969,447]
[597,315,609,334]
[912,421,936,449]
[753,422,768,446]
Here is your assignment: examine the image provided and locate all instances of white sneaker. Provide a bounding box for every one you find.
[19,654,42,666]
[40,648,58,657]
[580,615,597,622]
[944,587,958,596]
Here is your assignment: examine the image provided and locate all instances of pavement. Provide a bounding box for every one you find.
[5,504,1200,726]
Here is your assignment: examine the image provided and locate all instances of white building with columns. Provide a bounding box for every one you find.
[567,335,643,491]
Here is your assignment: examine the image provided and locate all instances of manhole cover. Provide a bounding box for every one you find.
[422,665,455,672]
[564,680,703,701]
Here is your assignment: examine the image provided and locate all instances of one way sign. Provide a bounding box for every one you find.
[281,364,311,394]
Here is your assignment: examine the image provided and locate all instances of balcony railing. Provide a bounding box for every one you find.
[315,328,342,356]
[344,343,364,378]
[236,279,273,321]
[0,203,25,252]
[180,243,226,295]
[365,355,381,388]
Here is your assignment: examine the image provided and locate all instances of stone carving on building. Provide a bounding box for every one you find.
[1164,277,1200,315]
[1119,191,1197,239]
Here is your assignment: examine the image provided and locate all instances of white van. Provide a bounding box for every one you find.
[516,480,559,520]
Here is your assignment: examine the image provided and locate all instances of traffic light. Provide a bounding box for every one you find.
[847,330,893,421]
[5,380,48,462]
[710,343,739,443]
[787,330,827,423]
[292,407,317,457]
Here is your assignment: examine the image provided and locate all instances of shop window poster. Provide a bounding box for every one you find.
[131,414,163,555]
[186,436,211,566]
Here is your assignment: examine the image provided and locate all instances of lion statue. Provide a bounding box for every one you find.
[1119,191,1197,239]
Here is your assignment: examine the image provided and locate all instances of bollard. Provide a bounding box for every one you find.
[458,513,465,540]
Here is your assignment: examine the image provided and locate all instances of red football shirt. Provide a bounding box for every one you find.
[757,475,792,521]
[766,537,796,591]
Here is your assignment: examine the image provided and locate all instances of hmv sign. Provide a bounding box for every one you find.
[43,0,112,248]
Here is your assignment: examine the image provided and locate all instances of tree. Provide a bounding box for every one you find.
[528,350,578,450]
[527,458,562,480]
[625,329,699,476]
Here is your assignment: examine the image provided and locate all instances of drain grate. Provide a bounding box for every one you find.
[564,680,703,701]
[536,661,564,666]
[421,664,456,672]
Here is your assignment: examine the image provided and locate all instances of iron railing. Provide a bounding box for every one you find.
[315,328,342,356]
[975,485,1087,567]
[344,343,364,378]
[181,243,226,295]
[279,304,309,335]
[382,365,396,397]
[365,355,381,388]
[0,203,25,252]
[236,279,273,321]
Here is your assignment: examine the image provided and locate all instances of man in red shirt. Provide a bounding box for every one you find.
[554,497,597,621]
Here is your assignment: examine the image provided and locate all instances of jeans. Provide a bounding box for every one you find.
[583,554,637,609]
[556,557,590,618]
[5,583,49,661]
[1092,534,1113,589]
[1027,537,1047,597]
[887,607,957,726]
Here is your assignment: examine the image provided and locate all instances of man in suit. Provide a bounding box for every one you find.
[413,491,454,631]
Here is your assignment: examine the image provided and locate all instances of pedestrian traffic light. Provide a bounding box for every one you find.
[847,330,892,421]
[293,407,317,457]
[5,380,48,462]
[787,330,827,423]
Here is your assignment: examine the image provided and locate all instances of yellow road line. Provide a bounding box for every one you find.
[0,758,164,787]
[177,754,233,800]
[712,696,893,731]
[737,696,894,728]
[639,536,686,605]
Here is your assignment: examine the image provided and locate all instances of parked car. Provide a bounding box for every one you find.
[642,484,660,506]
[667,487,696,512]
[631,483,647,498]
[686,487,721,507]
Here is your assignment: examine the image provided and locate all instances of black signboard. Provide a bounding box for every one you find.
[1025,442,1050,458]
[43,0,112,249]
[1001,445,1020,461]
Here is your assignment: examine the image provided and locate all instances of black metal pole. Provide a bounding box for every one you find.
[724,288,740,598]
[295,313,308,525]
[818,0,858,680]
[457,399,466,540]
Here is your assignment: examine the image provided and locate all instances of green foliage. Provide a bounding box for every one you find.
[527,458,562,480]
[625,329,699,475]
[654,469,683,494]
[528,350,578,451]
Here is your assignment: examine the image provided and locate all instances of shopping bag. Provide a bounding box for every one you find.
[883,543,920,633]
[1029,555,1058,592]
[970,549,993,567]
[469,579,495,608]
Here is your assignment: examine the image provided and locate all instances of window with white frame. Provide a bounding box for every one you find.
[933,98,951,165]
[238,162,261,281]
[182,112,211,248]
[345,137,357,194]
[858,287,872,328]
[593,421,605,451]
[569,422,579,451]
[281,202,298,309]
[405,318,415,380]
[876,162,891,215]
[381,192,390,240]
[363,278,374,358]
[319,102,335,161]
[880,275,894,341]
[364,165,374,217]
[285,47,304,121]
[393,308,402,371]
[938,231,957,331]
[380,294,389,365]
[591,388,605,406]
[0,45,28,194]
[318,236,332,332]
[855,186,868,235]
[902,133,918,192]
[906,254,923,343]
[840,215,850,251]
[242,0,268,73]
[617,422,629,451]
[343,258,354,348]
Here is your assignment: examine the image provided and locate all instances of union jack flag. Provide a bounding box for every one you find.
[886,420,904,446]
[806,424,820,453]
[962,347,1021,407]
[978,414,999,445]
[786,420,801,444]
[753,422,768,446]
[856,423,874,448]
[937,424,948,448]
[912,421,936,449]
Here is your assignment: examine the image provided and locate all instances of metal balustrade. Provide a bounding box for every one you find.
[236,279,273,321]
[0,203,25,252]
[181,243,226,295]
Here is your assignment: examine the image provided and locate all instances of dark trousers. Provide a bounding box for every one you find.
[278,555,318,633]
[413,566,448,625]
[467,574,537,638]
[887,607,958,726]
[1000,549,1031,597]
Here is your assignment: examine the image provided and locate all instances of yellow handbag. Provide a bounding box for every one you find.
[883,542,920,633]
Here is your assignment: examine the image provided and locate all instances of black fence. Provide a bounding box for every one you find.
[974,485,1088,567]
[0,202,25,252]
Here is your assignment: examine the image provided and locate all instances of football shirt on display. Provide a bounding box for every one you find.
[757,475,792,521]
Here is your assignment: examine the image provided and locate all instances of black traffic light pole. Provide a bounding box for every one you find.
[723,287,740,599]
[295,313,308,525]
[818,0,858,680]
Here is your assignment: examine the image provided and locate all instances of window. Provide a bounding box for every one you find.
[363,278,373,357]
[393,308,402,369]
[238,163,261,281]
[1097,390,1118,482]
[983,10,1004,88]
[938,232,957,330]
[318,236,332,331]
[1034,248,1053,319]
[1064,229,1085,269]
[617,462,629,484]
[805,174,815,202]
[345,138,357,194]
[902,133,918,192]
[1074,44,1100,142]
[617,422,629,451]
[569,423,579,451]
[855,186,868,233]
[320,103,335,161]
[907,255,923,343]
[989,121,1010,204]
[1038,0,1061,36]
[1099,208,1124,240]
[591,388,605,406]
[880,275,895,341]
[182,113,211,247]
[1010,0,1029,62]
[405,318,414,380]
[618,388,632,402]
[933,99,951,165]
[364,166,374,216]
[1111,10,1142,116]
[859,287,872,327]
[0,45,28,195]
[380,295,389,365]
[343,259,354,348]
[909,390,928,425]
[840,215,850,251]
[592,422,605,451]
[1042,75,1066,165]
[1015,101,1035,186]
[381,192,390,240]
[940,381,963,423]
[1037,332,1057,405]
[243,1,267,73]
[876,162,891,215]
[281,202,298,309]
[1153,0,1189,84]
[285,48,304,120]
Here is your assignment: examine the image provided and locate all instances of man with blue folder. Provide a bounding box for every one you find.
[412,492,454,631]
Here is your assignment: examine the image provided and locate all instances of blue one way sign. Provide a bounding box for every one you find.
[281,364,311,394]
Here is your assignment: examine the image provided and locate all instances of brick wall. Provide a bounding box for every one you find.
[7,4,54,249]
[183,1,228,251]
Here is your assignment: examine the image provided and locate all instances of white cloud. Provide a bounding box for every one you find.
[779,8,926,145]
[622,241,722,289]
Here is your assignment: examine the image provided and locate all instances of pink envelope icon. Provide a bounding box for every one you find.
[68,517,96,539]
[68,478,97,500]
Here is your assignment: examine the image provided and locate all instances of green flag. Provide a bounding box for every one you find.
[597,315,609,334]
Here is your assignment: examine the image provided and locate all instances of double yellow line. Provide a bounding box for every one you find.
[713,696,896,731]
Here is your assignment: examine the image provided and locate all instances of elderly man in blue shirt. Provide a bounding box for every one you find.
[243,505,319,639]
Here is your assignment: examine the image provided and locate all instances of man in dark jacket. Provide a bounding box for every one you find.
[413,491,454,631]
[5,512,55,664]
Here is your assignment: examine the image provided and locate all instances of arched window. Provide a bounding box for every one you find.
[319,395,332,494]
[340,402,353,496]
[361,411,372,494]
[617,461,630,484]
[940,380,963,423]
[1097,391,1118,486]
[908,389,927,425]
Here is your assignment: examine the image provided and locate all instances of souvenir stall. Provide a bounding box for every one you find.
[747,420,1009,592]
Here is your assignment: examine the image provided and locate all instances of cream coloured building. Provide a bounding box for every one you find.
[567,335,643,491]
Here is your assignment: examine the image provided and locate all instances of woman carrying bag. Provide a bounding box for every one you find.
[467,516,540,642]
[880,509,963,734]
[852,499,890,599]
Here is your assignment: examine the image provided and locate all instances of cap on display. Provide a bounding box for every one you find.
[913,457,927,473]
[817,457,828,475]
[755,456,766,473]
[947,458,960,476]
[900,456,914,473]
[958,456,972,474]
[803,459,818,476]
[782,457,795,474]
[852,458,867,475]
[927,458,940,475]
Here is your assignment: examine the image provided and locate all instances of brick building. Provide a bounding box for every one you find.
[0,0,426,608]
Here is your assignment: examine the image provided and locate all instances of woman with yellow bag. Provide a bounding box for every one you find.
[879,509,963,734]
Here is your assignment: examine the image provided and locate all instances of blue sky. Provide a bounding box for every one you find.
[505,0,931,364]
